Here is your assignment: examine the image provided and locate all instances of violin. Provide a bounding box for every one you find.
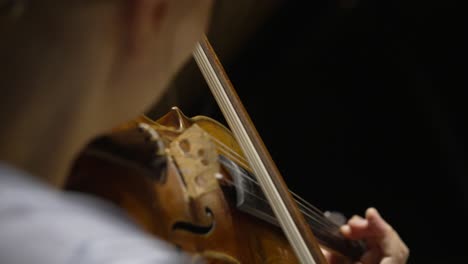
[66,36,365,263]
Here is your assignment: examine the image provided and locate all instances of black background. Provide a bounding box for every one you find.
[159,1,468,263]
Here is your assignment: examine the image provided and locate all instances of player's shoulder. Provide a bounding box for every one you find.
[0,162,191,264]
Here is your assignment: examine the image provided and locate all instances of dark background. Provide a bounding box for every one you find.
[151,1,467,263]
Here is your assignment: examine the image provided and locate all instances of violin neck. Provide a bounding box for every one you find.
[219,155,366,261]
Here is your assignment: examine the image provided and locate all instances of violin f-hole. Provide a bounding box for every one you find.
[171,207,215,235]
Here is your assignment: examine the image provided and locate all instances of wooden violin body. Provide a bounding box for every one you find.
[67,107,364,263]
[67,107,300,263]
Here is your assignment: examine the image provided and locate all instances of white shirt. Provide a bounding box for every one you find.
[0,162,194,264]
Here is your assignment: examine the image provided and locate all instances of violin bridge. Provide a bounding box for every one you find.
[169,124,220,199]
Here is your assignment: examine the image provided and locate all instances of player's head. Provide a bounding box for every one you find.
[0,0,213,133]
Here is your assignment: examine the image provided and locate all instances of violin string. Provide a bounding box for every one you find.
[219,160,339,232]
[200,127,344,232]
[220,178,345,241]
[218,174,342,239]
[219,160,338,230]
[208,136,340,229]
[291,192,341,228]
[209,135,322,210]
[210,139,341,231]
[219,159,340,232]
